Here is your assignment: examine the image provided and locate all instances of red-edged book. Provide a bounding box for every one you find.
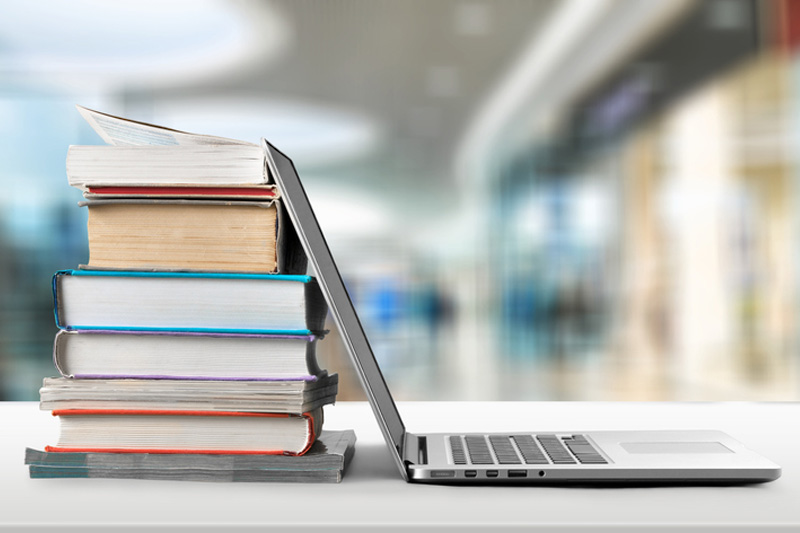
[45,408,322,456]
[84,186,277,200]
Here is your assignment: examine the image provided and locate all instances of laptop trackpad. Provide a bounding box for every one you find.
[621,442,733,454]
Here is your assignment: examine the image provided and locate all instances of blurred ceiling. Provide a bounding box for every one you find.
[131,0,557,203]
[0,0,689,237]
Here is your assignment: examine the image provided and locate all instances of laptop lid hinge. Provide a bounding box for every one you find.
[402,433,427,466]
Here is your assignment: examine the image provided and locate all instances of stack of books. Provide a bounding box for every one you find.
[26,107,355,483]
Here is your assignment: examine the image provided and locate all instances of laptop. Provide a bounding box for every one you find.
[264,140,781,485]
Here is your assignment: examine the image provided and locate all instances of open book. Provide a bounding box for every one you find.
[68,106,274,193]
[76,106,253,147]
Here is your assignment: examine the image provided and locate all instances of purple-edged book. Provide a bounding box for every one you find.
[53,329,325,381]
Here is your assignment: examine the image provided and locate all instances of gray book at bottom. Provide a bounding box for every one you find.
[29,466,346,483]
[26,429,356,483]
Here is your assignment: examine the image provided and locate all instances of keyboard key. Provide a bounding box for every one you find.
[576,456,607,464]
[566,444,596,454]
[537,435,576,464]
[512,435,549,464]
[449,436,467,465]
[465,435,495,465]
[489,435,521,464]
[454,433,607,467]
[563,435,608,464]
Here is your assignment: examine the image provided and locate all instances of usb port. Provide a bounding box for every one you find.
[465,470,477,478]
[508,470,527,478]
[486,470,499,478]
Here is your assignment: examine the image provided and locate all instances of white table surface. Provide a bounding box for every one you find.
[2,400,797,531]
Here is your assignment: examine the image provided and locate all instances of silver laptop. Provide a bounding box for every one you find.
[264,140,781,485]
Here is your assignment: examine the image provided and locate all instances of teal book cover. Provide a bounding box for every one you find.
[52,270,327,335]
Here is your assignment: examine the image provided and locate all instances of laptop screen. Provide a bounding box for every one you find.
[264,141,408,467]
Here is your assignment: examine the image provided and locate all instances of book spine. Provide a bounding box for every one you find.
[298,410,318,456]
[275,200,309,275]
[304,279,329,332]
[52,331,72,378]
[51,271,71,330]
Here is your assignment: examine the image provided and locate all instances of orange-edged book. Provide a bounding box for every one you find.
[45,408,322,456]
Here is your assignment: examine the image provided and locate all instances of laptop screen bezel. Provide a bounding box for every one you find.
[264,140,409,480]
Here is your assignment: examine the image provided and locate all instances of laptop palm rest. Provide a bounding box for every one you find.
[621,442,732,454]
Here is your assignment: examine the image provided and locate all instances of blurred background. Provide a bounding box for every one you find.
[2,0,800,401]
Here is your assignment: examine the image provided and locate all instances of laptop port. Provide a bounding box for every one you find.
[486,470,499,478]
[465,470,477,478]
[508,470,527,478]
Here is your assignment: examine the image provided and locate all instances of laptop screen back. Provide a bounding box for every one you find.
[264,140,408,472]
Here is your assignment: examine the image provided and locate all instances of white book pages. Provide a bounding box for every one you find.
[66,144,267,187]
[77,105,254,147]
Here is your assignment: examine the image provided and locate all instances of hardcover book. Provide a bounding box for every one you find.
[53,270,328,335]
[46,408,323,456]
[52,330,325,381]
[82,199,304,274]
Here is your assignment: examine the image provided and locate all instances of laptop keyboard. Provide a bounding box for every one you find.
[449,434,607,465]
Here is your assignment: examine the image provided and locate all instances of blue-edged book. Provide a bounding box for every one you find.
[52,270,328,335]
